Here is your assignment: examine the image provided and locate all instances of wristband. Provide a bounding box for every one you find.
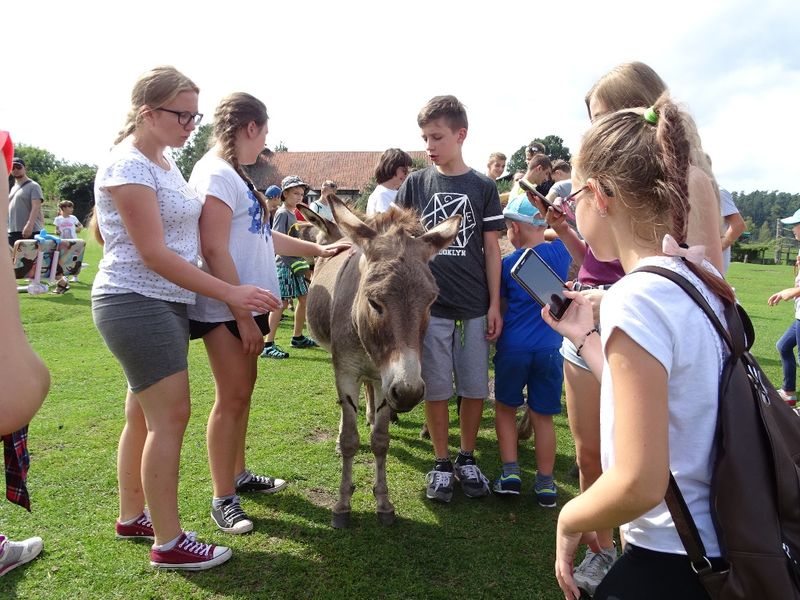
[576,327,600,357]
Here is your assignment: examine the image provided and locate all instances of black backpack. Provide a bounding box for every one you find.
[636,265,800,599]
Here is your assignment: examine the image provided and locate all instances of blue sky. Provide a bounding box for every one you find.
[5,0,798,194]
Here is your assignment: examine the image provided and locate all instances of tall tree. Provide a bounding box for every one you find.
[56,165,98,222]
[505,135,572,177]
[172,124,213,179]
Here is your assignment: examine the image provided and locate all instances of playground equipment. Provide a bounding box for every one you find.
[12,230,86,295]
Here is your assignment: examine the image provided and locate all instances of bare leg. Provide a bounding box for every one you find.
[204,325,258,498]
[425,399,451,459]
[458,397,484,452]
[494,401,518,464]
[132,370,191,545]
[531,410,556,476]
[565,361,613,549]
[294,294,307,337]
[118,390,147,522]
[266,301,287,344]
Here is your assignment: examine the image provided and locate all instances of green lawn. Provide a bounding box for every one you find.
[0,248,794,599]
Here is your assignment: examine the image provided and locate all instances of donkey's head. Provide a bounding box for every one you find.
[330,197,460,413]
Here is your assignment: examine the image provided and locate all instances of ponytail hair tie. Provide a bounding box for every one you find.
[662,234,705,265]
[643,106,659,125]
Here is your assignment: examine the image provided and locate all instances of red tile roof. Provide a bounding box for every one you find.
[244,150,430,193]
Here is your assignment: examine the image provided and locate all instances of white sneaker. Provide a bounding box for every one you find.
[0,535,44,576]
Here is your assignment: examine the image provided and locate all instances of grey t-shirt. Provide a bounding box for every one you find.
[272,205,302,269]
[396,166,505,320]
[8,179,44,233]
[549,179,572,199]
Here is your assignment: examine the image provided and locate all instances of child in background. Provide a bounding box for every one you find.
[54,200,82,239]
[493,195,570,507]
[261,175,318,359]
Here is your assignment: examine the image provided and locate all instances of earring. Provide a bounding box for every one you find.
[598,208,608,218]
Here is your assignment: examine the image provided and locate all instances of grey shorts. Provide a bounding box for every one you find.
[422,316,489,401]
[92,293,190,393]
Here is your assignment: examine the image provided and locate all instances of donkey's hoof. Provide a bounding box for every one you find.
[331,511,351,529]
[377,510,396,526]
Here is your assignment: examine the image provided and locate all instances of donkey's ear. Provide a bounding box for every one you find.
[330,195,376,244]
[296,202,344,243]
[418,215,461,261]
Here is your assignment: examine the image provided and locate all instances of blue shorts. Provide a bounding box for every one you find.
[493,348,564,414]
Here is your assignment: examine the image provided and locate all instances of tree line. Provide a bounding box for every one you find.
[732,190,800,244]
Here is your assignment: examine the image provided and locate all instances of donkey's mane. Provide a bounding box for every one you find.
[364,206,425,237]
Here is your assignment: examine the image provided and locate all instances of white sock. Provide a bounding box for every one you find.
[154,533,182,551]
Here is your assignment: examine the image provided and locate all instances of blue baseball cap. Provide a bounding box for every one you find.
[265,185,281,199]
[503,194,546,227]
[781,209,800,226]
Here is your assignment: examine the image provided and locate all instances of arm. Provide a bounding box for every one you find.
[198,196,264,356]
[484,230,503,342]
[721,212,746,250]
[529,192,586,268]
[0,160,49,434]
[110,183,280,313]
[555,330,669,598]
[768,287,800,306]
[272,231,350,258]
[686,166,723,272]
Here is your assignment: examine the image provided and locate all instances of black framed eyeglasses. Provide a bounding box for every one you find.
[156,108,203,127]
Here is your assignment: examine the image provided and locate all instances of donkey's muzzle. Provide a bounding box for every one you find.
[388,381,425,413]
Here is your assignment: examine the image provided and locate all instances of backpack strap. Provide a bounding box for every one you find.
[633,265,742,576]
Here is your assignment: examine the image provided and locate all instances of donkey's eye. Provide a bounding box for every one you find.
[368,298,383,315]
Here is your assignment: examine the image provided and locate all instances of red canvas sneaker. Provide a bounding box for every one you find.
[115,510,154,540]
[150,532,231,571]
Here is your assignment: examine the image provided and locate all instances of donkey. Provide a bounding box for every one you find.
[301,197,460,528]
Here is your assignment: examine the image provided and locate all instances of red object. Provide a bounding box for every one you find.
[115,512,154,539]
[149,532,231,570]
[294,208,306,222]
[0,131,13,171]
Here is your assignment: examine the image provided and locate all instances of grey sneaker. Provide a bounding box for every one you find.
[454,462,490,498]
[235,471,287,495]
[0,535,43,576]
[573,546,617,596]
[211,497,253,534]
[425,469,454,503]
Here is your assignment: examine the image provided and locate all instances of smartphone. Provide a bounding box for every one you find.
[510,248,572,319]
[517,178,560,213]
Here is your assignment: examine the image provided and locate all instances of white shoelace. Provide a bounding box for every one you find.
[430,471,452,489]
[179,532,212,556]
[458,464,487,484]
[137,509,153,529]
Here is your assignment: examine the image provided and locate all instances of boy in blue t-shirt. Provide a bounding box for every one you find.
[493,195,570,507]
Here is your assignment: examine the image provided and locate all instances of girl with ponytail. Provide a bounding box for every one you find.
[545,94,732,599]
[92,68,281,571]
[187,92,349,534]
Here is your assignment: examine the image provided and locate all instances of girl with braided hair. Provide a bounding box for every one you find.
[188,92,349,534]
[544,95,734,599]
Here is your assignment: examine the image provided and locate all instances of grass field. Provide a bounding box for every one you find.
[0,246,794,599]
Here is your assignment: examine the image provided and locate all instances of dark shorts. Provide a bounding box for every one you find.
[189,313,270,340]
[92,292,189,393]
[8,231,32,247]
[493,348,564,413]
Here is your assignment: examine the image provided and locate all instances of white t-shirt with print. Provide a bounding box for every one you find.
[187,153,280,323]
[599,255,726,557]
[92,139,202,304]
[54,215,81,239]
[366,184,397,215]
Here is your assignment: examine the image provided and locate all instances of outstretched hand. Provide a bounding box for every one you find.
[227,285,282,314]
[318,241,352,258]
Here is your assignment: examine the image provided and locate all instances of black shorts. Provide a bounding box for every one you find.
[189,313,270,341]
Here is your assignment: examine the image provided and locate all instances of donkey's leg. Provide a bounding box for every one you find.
[332,375,360,529]
[370,383,396,525]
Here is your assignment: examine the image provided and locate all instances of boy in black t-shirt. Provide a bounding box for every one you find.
[396,95,505,503]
